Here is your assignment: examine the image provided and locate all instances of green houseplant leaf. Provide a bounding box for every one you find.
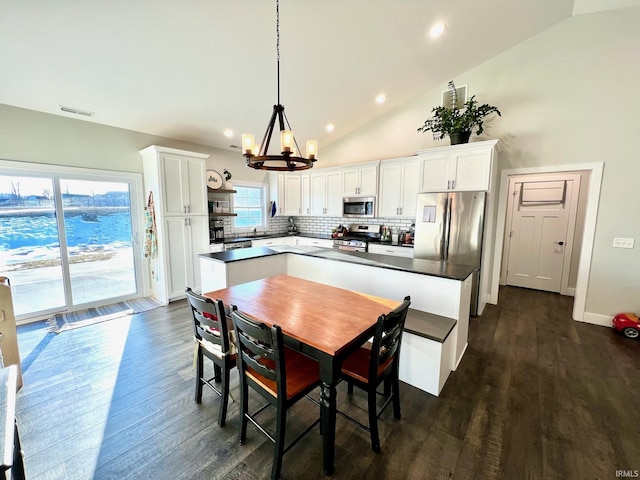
[417,90,501,142]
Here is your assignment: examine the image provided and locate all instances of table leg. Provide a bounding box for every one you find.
[320,379,336,475]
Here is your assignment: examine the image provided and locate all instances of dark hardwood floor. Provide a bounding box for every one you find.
[15,286,640,479]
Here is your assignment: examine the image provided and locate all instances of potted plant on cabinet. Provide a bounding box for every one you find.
[417,81,501,145]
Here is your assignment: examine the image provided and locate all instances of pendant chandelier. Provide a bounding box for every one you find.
[241,0,317,171]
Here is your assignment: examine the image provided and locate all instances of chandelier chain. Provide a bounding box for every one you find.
[276,0,280,105]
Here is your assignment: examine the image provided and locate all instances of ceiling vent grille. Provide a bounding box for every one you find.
[60,105,95,118]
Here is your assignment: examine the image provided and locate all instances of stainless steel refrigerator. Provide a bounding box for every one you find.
[414,191,486,315]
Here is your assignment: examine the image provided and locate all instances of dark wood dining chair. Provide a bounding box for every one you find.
[339,295,411,453]
[231,307,321,480]
[185,287,236,427]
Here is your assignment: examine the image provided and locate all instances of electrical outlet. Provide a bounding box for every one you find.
[613,237,635,249]
[0,310,4,322]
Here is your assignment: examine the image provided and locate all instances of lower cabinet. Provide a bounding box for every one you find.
[368,244,414,258]
[297,237,334,248]
[210,243,225,253]
[162,215,209,302]
[251,237,290,247]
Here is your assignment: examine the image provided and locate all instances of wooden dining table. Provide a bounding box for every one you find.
[204,274,400,476]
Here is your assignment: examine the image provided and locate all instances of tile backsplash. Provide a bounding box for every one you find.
[293,216,414,235]
[213,215,414,239]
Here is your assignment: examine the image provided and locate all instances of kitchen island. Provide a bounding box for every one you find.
[199,246,474,396]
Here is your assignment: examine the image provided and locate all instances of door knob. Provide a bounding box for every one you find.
[554,241,565,246]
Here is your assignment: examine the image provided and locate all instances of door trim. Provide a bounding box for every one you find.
[490,162,604,322]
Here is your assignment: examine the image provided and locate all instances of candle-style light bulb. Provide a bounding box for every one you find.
[280,130,293,153]
[241,134,255,156]
[306,140,318,160]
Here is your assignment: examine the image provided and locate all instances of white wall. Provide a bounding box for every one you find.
[321,8,640,318]
[0,103,269,186]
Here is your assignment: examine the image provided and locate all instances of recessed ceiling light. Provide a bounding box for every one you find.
[224,129,234,137]
[375,94,386,104]
[326,124,335,133]
[429,22,446,39]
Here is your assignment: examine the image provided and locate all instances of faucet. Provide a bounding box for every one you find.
[251,226,257,237]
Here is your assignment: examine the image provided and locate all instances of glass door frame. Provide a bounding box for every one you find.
[0,159,146,323]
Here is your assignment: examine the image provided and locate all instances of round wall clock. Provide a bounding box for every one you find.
[206,169,224,189]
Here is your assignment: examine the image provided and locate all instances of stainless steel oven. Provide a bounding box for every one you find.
[332,238,367,252]
[331,224,381,252]
[342,196,375,218]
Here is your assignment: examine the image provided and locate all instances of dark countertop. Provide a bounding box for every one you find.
[221,232,334,245]
[405,309,456,343]
[198,245,476,281]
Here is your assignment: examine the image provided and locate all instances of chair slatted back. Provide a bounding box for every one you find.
[232,308,285,398]
[186,288,230,355]
[369,296,411,379]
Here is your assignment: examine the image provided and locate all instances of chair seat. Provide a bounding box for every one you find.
[341,345,394,384]
[246,347,319,400]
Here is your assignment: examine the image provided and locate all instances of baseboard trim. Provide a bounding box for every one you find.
[579,311,612,328]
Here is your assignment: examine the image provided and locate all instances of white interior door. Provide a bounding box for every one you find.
[504,174,580,293]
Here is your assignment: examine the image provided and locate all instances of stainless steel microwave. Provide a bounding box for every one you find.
[343,196,375,218]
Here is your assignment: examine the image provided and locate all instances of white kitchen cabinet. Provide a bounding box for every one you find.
[267,172,286,216]
[378,156,421,217]
[418,139,499,192]
[251,237,291,247]
[300,173,310,216]
[310,168,341,216]
[284,236,298,246]
[284,174,303,215]
[368,244,414,258]
[342,162,379,196]
[210,243,225,253]
[140,146,208,216]
[297,237,334,248]
[163,215,209,301]
[140,145,210,304]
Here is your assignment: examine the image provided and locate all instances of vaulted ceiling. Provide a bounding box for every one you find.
[1,0,637,153]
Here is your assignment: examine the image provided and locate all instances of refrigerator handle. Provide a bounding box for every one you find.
[442,196,452,261]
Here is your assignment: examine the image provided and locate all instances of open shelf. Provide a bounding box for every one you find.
[207,187,237,194]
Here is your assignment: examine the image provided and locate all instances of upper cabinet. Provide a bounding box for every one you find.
[268,172,286,216]
[300,173,311,216]
[341,162,379,196]
[310,168,342,216]
[270,172,311,216]
[378,156,421,218]
[284,173,303,216]
[140,146,209,216]
[418,140,499,192]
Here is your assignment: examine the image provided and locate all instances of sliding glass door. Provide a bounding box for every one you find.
[60,178,137,306]
[0,166,143,320]
[0,175,66,315]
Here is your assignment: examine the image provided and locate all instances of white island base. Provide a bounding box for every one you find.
[200,248,472,396]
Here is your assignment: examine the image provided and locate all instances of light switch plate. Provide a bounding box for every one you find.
[0,310,4,322]
[613,237,634,249]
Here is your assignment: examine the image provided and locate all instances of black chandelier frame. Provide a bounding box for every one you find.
[243,0,317,172]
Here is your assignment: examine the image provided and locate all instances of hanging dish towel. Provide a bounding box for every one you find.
[144,191,158,259]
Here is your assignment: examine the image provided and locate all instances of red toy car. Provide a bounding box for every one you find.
[612,312,640,339]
